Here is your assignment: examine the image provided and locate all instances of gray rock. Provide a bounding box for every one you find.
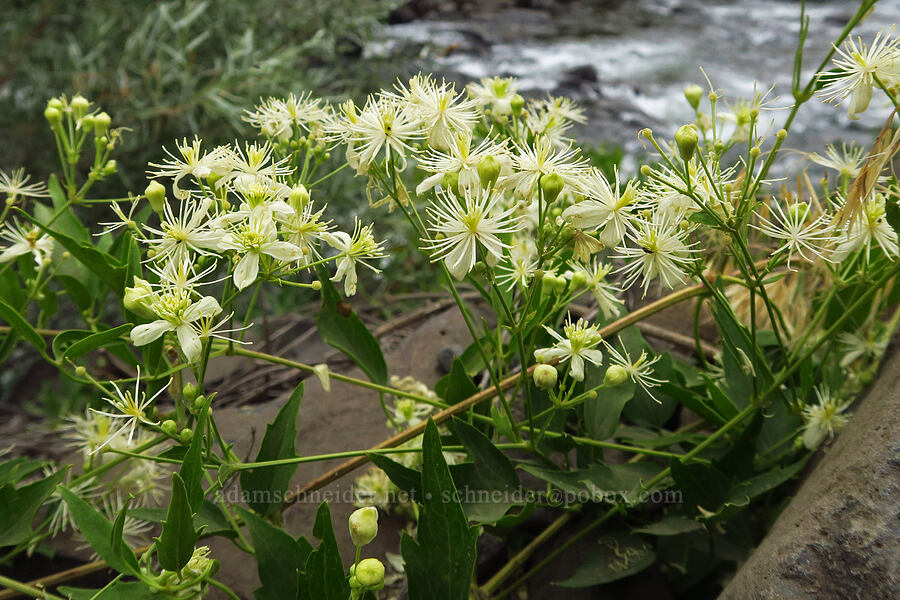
[718,347,900,600]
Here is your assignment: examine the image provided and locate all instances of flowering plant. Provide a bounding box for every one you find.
[1,1,899,598]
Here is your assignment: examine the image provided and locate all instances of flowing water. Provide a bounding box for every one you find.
[369,0,900,173]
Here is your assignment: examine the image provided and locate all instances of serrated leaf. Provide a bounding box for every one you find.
[557,531,655,587]
[314,267,387,385]
[401,419,478,600]
[156,473,199,572]
[0,298,45,356]
[301,502,348,600]
[240,382,303,516]
[237,506,308,600]
[57,484,138,574]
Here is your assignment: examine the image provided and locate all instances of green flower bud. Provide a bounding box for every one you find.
[74,366,87,377]
[355,558,385,591]
[161,420,177,436]
[123,278,156,319]
[44,106,62,128]
[675,124,699,163]
[81,115,95,132]
[71,95,90,119]
[289,184,310,212]
[570,271,588,289]
[441,171,460,195]
[510,94,525,116]
[180,428,194,444]
[750,146,761,158]
[349,506,378,547]
[788,202,810,223]
[101,160,117,176]
[604,364,629,386]
[193,395,207,412]
[477,155,502,189]
[93,112,111,136]
[684,84,704,109]
[96,135,109,151]
[532,364,558,390]
[206,171,223,187]
[182,383,198,404]
[776,128,787,141]
[540,173,564,204]
[145,180,167,213]
[47,98,64,111]
[640,164,652,176]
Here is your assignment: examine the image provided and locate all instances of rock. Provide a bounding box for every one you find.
[718,346,900,599]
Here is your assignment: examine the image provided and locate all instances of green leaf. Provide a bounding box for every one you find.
[240,382,303,516]
[44,175,90,242]
[434,357,478,405]
[237,506,308,600]
[584,364,635,439]
[670,460,732,511]
[301,502,349,600]
[62,323,133,361]
[0,298,45,355]
[886,196,900,237]
[557,531,655,587]
[19,210,125,293]
[490,405,517,441]
[57,484,138,574]
[723,457,809,507]
[369,453,421,501]
[447,418,520,522]
[155,473,199,572]
[401,419,478,600]
[180,394,211,512]
[0,468,66,547]
[314,267,387,385]
[633,515,703,536]
[0,457,47,486]
[111,500,141,575]
[57,274,93,311]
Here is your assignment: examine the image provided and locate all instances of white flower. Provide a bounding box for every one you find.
[496,239,537,291]
[604,342,665,401]
[88,367,164,452]
[148,137,232,199]
[615,213,697,295]
[838,330,887,368]
[569,260,622,320]
[809,143,866,180]
[97,200,139,235]
[321,220,385,296]
[277,200,331,267]
[831,193,899,262]
[399,74,478,150]
[415,130,506,195]
[817,28,900,119]
[219,212,303,290]
[534,317,604,382]
[0,168,49,200]
[130,286,223,362]
[467,76,520,116]
[423,187,523,280]
[753,200,834,269]
[507,136,589,199]
[243,93,331,141]
[142,195,224,263]
[563,168,638,247]
[64,410,125,459]
[346,95,421,168]
[801,387,850,450]
[0,220,53,266]
[216,141,292,192]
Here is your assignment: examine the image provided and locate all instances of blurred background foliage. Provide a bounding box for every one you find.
[0,0,400,190]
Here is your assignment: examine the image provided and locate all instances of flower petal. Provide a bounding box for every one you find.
[131,320,172,346]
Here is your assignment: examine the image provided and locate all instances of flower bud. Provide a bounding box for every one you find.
[533,364,558,390]
[477,155,502,189]
[81,115,95,132]
[182,383,198,404]
[124,278,156,319]
[48,98,64,111]
[180,428,194,444]
[44,106,62,128]
[93,112,111,136]
[355,558,385,591]
[570,271,588,289]
[206,171,223,187]
[684,84,704,109]
[540,173,564,204]
[101,160,117,176]
[349,507,378,547]
[604,364,629,386]
[289,185,310,211]
[788,202,810,223]
[144,180,167,213]
[776,128,787,141]
[675,124,698,163]
[441,171,460,195]
[71,95,90,120]
[74,366,87,377]
[161,420,177,436]
[193,395,207,412]
[510,94,525,116]
[640,164,652,176]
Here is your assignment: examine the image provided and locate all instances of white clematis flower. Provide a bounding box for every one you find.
[219,213,303,290]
